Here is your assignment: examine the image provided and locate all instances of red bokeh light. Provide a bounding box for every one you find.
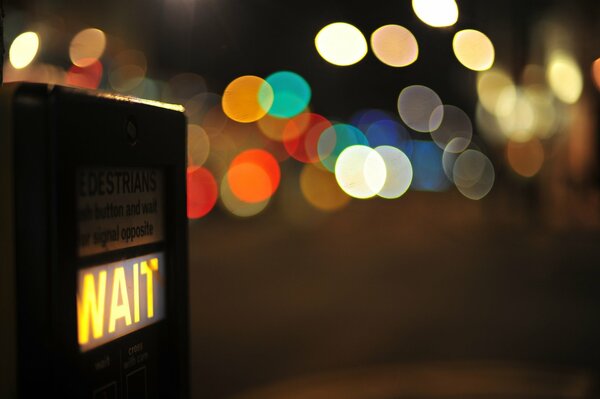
[66,59,103,89]
[283,113,332,163]
[187,166,218,219]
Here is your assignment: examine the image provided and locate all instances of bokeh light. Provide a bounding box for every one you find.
[371,25,418,67]
[410,140,451,192]
[496,89,536,143]
[430,105,472,152]
[441,140,460,180]
[351,109,393,133]
[69,28,106,68]
[477,68,516,116]
[222,75,273,123]
[506,138,545,178]
[315,22,368,66]
[283,113,332,163]
[335,145,387,199]
[187,166,218,219]
[220,172,270,218]
[453,149,495,200]
[263,71,311,118]
[10,31,39,69]
[452,29,495,71]
[546,50,583,104]
[188,124,210,167]
[592,58,600,91]
[412,0,458,28]
[109,49,147,92]
[65,60,103,89]
[318,123,369,171]
[522,85,557,139]
[375,146,413,199]
[227,149,280,203]
[227,163,272,203]
[257,113,294,142]
[300,164,351,211]
[366,119,413,157]
[398,85,443,133]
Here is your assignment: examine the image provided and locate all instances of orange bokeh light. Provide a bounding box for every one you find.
[222,75,273,123]
[592,58,600,91]
[227,149,280,203]
[506,138,544,178]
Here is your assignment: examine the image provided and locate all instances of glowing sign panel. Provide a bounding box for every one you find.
[77,252,166,352]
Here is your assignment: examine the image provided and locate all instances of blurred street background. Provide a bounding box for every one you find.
[5,0,600,397]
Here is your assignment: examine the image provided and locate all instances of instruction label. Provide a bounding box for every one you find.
[77,168,165,257]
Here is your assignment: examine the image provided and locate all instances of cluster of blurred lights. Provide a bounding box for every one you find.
[184,60,505,219]
[9,6,600,221]
[475,46,586,178]
[315,1,494,73]
[4,19,500,221]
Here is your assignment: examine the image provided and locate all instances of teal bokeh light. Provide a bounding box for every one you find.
[262,71,311,118]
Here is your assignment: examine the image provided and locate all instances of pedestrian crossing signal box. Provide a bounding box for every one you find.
[0,83,189,398]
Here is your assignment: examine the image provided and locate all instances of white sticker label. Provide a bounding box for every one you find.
[77,168,164,257]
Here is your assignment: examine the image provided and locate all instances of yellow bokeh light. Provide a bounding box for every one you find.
[69,28,107,68]
[496,89,536,143]
[10,32,39,69]
[547,50,583,104]
[371,25,418,67]
[453,29,495,71]
[222,75,273,123]
[257,113,292,142]
[477,68,515,117]
[523,86,557,139]
[300,164,350,211]
[412,0,458,28]
[335,145,386,199]
[506,138,544,178]
[315,22,368,66]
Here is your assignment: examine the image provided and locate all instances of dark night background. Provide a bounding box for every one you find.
[6,0,600,398]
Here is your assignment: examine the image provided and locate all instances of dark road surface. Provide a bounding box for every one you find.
[188,190,600,398]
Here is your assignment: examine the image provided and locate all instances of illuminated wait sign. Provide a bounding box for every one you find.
[76,252,166,352]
